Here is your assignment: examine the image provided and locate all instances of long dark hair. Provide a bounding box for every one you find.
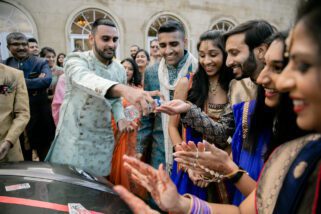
[56,53,66,67]
[187,30,233,109]
[246,31,309,159]
[121,58,141,87]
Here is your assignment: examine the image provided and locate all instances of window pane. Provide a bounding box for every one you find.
[82,10,93,24]
[95,11,107,20]
[73,38,91,51]
[71,23,83,34]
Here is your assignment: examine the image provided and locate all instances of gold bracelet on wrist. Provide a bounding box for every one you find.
[224,167,248,184]
[224,168,248,179]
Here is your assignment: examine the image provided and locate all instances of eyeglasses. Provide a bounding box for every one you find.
[9,42,28,47]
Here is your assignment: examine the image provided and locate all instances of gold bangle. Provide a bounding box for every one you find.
[183,193,193,213]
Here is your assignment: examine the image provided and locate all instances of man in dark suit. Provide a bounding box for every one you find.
[4,32,55,161]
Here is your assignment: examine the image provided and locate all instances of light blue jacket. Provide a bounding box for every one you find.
[45,51,126,176]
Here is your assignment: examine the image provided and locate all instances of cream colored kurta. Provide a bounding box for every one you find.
[229,77,257,106]
[0,63,30,161]
[45,51,126,176]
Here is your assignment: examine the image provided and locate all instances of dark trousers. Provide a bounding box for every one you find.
[26,93,56,161]
[19,131,32,161]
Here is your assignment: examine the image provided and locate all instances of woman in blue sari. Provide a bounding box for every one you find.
[168,30,234,202]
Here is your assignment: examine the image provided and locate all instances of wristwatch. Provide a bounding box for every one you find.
[228,167,247,184]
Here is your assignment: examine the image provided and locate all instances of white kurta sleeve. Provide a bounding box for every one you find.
[64,54,118,99]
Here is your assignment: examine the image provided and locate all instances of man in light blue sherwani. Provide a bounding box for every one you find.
[46,18,154,176]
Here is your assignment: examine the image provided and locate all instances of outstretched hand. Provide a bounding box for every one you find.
[155,99,191,115]
[122,155,189,213]
[118,86,155,116]
[114,185,159,214]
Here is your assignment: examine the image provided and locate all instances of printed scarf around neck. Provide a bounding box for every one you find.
[158,51,198,171]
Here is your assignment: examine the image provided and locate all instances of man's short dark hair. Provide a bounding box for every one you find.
[158,20,185,38]
[91,18,116,35]
[28,38,38,44]
[130,44,140,49]
[39,47,56,57]
[6,32,27,45]
[224,20,274,51]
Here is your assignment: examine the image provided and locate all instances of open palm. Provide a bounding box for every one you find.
[122,155,182,212]
[156,99,191,115]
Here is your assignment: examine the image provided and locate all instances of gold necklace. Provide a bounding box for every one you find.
[209,81,219,95]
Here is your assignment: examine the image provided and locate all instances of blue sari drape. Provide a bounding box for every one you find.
[231,100,271,205]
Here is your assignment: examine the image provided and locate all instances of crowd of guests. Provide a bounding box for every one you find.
[113,0,321,213]
[1,0,321,213]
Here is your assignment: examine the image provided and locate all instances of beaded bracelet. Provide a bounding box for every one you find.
[197,161,224,183]
[184,194,212,214]
[196,161,248,183]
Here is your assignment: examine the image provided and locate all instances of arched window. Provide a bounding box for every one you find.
[0,1,36,60]
[69,8,117,52]
[211,19,235,31]
[146,14,188,53]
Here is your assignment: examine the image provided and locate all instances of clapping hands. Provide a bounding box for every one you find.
[173,141,238,177]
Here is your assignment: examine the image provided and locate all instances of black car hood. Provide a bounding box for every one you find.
[0,162,131,214]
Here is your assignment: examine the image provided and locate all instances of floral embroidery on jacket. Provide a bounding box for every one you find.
[0,78,16,95]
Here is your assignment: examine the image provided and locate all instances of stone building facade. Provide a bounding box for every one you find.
[0,0,297,60]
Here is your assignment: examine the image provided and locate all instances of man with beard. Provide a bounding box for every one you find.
[45,18,154,176]
[4,32,53,161]
[224,20,274,105]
